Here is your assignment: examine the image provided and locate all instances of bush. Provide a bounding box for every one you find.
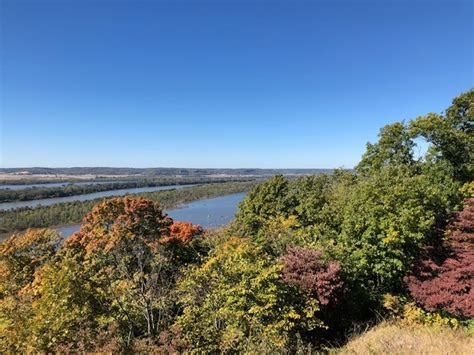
[280,246,344,307]
[405,198,474,318]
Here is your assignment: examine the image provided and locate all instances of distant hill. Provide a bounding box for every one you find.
[0,167,335,177]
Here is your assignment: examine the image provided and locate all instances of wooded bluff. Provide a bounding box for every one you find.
[0,89,472,352]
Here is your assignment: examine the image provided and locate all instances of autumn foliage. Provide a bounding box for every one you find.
[62,197,204,343]
[0,197,206,351]
[65,196,172,254]
[0,228,61,292]
[405,198,474,318]
[280,246,344,306]
[0,229,62,351]
[0,90,472,352]
[162,221,204,244]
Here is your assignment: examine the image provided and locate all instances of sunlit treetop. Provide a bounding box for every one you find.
[64,196,172,256]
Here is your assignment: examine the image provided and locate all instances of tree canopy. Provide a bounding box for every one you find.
[1,89,472,352]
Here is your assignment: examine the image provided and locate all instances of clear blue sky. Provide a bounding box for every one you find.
[1,0,472,168]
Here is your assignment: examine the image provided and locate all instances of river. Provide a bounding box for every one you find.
[56,192,246,237]
[0,184,192,210]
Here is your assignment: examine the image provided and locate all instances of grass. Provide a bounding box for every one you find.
[338,321,473,354]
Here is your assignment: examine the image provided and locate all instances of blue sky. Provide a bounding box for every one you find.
[1,0,472,168]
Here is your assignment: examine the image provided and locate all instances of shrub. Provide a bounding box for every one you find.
[280,246,344,307]
[405,198,474,318]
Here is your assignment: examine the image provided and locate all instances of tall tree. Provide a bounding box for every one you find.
[234,175,297,235]
[63,197,192,345]
[409,89,473,182]
[356,122,415,176]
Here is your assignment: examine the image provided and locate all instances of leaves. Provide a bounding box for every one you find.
[280,246,344,306]
[405,198,474,318]
[0,229,61,351]
[1,89,472,352]
[175,237,324,352]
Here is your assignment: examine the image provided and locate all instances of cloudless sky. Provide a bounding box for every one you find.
[1,0,472,168]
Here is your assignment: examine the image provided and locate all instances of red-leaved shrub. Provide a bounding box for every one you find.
[405,198,474,318]
[280,246,344,306]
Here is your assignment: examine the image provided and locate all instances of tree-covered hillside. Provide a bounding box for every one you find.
[0,89,472,352]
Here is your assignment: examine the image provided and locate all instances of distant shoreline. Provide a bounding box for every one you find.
[0,167,336,182]
[0,181,254,240]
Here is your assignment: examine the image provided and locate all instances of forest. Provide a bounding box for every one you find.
[0,89,472,352]
[0,177,251,202]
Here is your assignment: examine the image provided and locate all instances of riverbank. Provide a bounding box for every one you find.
[0,176,253,202]
[0,184,192,209]
[0,181,255,238]
[56,192,247,238]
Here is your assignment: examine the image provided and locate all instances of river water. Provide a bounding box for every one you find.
[56,192,246,237]
[0,184,192,211]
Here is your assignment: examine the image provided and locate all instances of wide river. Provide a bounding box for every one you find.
[56,192,246,237]
[0,184,192,211]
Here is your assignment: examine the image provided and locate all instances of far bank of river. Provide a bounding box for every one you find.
[56,192,246,237]
[0,184,192,211]
[0,180,129,190]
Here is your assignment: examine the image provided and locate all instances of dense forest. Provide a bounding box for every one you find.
[0,177,252,202]
[0,90,472,352]
[0,181,255,236]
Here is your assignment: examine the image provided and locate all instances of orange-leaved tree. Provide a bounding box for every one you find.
[163,221,204,245]
[62,197,201,346]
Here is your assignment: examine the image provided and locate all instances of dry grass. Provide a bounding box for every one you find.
[339,322,474,355]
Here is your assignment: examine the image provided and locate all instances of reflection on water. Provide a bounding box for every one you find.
[56,192,246,238]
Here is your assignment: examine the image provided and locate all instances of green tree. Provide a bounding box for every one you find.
[233,175,296,236]
[326,166,451,300]
[356,122,415,176]
[409,89,473,182]
[287,174,331,227]
[27,252,101,351]
[175,237,323,353]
